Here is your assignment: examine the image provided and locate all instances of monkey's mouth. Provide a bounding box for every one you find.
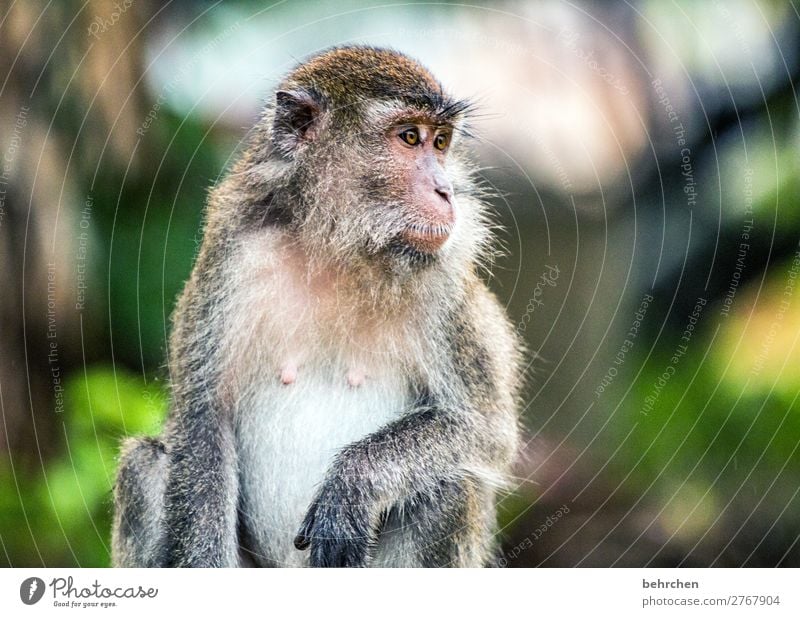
[399,222,453,254]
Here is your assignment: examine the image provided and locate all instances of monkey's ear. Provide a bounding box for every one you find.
[273,88,323,155]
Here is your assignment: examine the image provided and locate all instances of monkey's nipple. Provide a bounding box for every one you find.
[280,363,298,385]
[346,368,366,388]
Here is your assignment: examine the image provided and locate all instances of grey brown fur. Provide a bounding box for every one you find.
[112,46,523,568]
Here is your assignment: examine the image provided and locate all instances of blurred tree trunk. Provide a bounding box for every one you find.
[0,0,153,463]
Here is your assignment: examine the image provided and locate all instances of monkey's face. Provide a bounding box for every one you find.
[337,103,474,270]
[379,120,456,255]
[269,51,477,272]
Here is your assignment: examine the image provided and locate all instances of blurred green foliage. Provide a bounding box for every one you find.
[601,258,800,541]
[0,111,210,566]
[92,110,226,370]
[0,368,166,567]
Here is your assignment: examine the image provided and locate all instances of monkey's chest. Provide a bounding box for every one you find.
[235,365,410,567]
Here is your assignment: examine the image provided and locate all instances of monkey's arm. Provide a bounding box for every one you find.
[161,403,240,567]
[160,263,241,568]
[295,284,522,567]
[295,406,511,567]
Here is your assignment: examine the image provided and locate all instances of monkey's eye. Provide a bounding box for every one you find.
[434,132,450,151]
[398,128,420,146]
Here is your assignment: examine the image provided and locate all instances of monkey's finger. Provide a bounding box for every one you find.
[294,512,314,550]
[293,533,311,551]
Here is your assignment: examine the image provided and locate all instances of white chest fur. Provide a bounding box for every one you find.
[222,234,416,566]
[236,365,409,566]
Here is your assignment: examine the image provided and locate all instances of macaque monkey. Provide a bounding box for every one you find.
[113,46,523,567]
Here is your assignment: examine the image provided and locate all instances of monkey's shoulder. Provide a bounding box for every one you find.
[438,276,526,402]
[451,276,522,356]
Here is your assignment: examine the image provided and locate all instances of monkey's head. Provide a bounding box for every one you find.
[254,46,489,276]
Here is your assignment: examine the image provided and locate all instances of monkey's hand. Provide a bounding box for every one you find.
[293,467,380,567]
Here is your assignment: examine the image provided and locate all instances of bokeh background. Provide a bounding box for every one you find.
[1,0,799,567]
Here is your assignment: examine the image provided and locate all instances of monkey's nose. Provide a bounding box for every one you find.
[435,186,453,204]
[429,182,455,224]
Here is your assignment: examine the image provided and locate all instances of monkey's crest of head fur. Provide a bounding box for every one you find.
[217,46,493,296]
[281,46,461,120]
